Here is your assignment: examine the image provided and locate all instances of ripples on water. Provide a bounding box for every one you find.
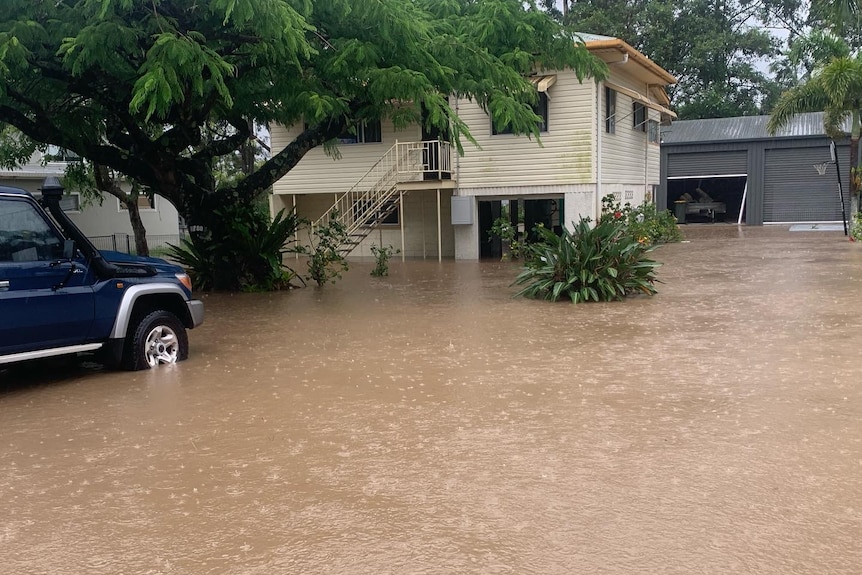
[1,227,861,574]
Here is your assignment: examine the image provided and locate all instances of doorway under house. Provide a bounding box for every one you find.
[478,197,564,259]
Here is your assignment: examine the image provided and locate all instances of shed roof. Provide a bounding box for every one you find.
[660,112,846,144]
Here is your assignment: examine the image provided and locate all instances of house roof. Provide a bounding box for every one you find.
[579,33,677,86]
[660,112,846,144]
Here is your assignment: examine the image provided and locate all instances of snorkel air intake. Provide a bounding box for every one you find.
[40,176,120,280]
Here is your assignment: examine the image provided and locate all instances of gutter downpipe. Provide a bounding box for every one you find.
[596,81,603,221]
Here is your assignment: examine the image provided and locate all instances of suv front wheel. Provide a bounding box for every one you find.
[122,310,189,370]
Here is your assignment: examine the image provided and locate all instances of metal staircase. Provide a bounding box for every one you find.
[311,141,450,256]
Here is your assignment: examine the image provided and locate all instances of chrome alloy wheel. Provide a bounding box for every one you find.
[144,324,180,367]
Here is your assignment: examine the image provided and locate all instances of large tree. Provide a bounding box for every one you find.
[0,0,605,286]
[541,0,803,119]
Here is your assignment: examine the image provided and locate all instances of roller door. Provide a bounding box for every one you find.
[763,147,846,222]
[667,151,747,178]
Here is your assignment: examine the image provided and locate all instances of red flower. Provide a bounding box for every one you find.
[614,211,622,219]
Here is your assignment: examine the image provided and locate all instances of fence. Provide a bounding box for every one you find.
[89,232,185,256]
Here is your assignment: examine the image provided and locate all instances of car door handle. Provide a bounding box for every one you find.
[0,280,9,289]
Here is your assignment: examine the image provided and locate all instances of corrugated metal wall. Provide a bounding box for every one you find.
[666,151,747,178]
[661,137,851,225]
[763,147,847,222]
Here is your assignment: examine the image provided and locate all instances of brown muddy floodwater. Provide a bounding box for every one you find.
[2,225,862,575]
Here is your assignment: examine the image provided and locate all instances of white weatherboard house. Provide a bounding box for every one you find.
[271,34,676,260]
[0,148,180,252]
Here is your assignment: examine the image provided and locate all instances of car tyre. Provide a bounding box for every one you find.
[122,310,188,371]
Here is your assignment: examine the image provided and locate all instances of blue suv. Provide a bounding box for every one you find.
[0,179,203,370]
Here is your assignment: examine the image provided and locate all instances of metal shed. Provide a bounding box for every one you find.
[659,113,850,225]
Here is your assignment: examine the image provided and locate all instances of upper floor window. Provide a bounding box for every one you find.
[605,88,616,134]
[492,92,549,135]
[33,192,80,213]
[119,194,156,211]
[633,102,647,132]
[43,145,80,163]
[338,120,382,144]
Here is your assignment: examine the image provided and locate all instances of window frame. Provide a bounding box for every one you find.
[353,200,400,227]
[605,87,616,134]
[492,92,549,136]
[337,119,383,145]
[633,102,647,132]
[118,194,156,212]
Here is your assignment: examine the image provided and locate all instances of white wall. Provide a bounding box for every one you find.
[454,73,596,190]
[271,119,422,196]
[0,173,179,238]
[599,70,663,207]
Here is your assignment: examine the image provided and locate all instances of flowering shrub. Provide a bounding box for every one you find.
[600,195,682,245]
[512,218,660,303]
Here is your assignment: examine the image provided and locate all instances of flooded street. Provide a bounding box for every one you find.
[2,225,861,574]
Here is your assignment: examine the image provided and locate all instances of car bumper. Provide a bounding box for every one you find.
[186,299,205,328]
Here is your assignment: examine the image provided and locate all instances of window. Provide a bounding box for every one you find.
[119,194,156,211]
[338,120,382,144]
[353,199,399,226]
[492,93,549,135]
[44,145,80,163]
[0,198,64,262]
[633,102,647,132]
[605,87,616,134]
[33,193,80,213]
[648,120,659,144]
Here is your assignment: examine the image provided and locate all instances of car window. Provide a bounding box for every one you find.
[0,198,65,262]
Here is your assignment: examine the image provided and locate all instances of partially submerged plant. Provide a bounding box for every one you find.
[167,205,301,292]
[488,216,526,260]
[850,211,862,242]
[370,244,399,277]
[512,218,660,303]
[295,213,350,286]
[600,194,682,245]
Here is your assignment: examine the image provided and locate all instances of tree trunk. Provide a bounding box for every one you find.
[124,198,149,256]
[93,164,150,256]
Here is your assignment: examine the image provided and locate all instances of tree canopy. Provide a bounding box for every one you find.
[541,0,803,120]
[0,0,606,229]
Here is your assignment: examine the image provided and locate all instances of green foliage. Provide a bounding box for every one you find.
[370,244,399,277]
[295,214,350,287]
[542,0,797,119]
[851,211,862,242]
[512,219,660,304]
[166,205,301,292]
[0,0,608,291]
[488,216,527,260]
[600,195,682,245]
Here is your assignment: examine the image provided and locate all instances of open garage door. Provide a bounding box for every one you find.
[763,147,847,223]
[666,175,747,223]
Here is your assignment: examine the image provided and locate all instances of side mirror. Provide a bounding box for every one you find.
[63,239,75,260]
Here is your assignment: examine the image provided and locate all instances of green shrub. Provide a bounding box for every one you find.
[488,216,526,260]
[295,214,350,286]
[601,194,682,245]
[851,211,862,242]
[166,205,301,292]
[512,218,660,303]
[370,244,399,277]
